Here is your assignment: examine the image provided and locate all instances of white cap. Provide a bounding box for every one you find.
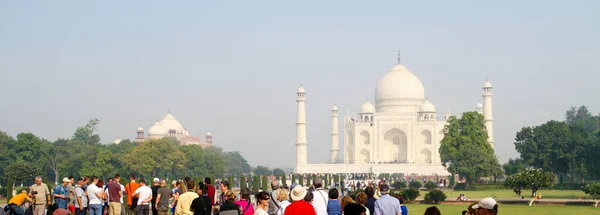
[153,178,160,183]
[472,197,498,210]
[62,177,70,183]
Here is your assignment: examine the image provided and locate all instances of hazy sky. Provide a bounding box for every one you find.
[1,1,599,169]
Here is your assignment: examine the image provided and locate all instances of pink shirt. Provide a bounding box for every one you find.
[235,199,254,215]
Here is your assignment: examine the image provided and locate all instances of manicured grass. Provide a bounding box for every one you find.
[406,204,599,215]
[424,189,590,200]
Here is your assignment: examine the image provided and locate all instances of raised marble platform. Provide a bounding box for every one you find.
[295,163,451,176]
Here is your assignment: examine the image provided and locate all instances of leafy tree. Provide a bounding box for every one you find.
[401,189,420,202]
[223,151,252,176]
[5,160,42,183]
[72,119,101,145]
[281,174,287,187]
[291,174,296,185]
[298,175,304,187]
[439,112,501,189]
[180,145,209,177]
[240,175,247,189]
[273,168,285,176]
[0,131,15,185]
[502,158,528,176]
[261,175,269,191]
[424,181,437,191]
[254,166,272,176]
[13,133,51,168]
[582,182,600,207]
[504,169,555,197]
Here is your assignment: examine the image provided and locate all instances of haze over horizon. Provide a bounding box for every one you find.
[1,1,599,169]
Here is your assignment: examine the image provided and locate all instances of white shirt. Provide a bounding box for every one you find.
[278,201,291,215]
[311,189,329,215]
[119,184,125,204]
[87,185,102,205]
[134,185,153,205]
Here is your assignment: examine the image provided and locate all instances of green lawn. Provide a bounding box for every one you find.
[406,204,599,215]
[426,189,590,200]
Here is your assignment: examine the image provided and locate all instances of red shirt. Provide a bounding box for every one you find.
[283,201,316,215]
[107,181,121,202]
[207,185,216,205]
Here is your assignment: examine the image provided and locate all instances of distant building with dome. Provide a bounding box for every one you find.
[294,57,494,175]
[134,112,213,148]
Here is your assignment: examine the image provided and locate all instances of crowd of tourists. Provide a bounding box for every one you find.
[4,174,498,215]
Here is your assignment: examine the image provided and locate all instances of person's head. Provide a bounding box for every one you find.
[77,177,85,186]
[256,191,270,206]
[62,177,70,186]
[271,180,280,190]
[97,179,104,188]
[313,178,322,189]
[240,188,251,200]
[172,180,177,187]
[340,195,355,212]
[160,180,167,187]
[35,176,42,185]
[290,185,307,202]
[20,188,29,194]
[392,193,405,205]
[139,179,146,186]
[470,197,498,215]
[108,178,114,183]
[129,174,136,181]
[462,210,469,215]
[204,177,212,185]
[68,176,75,184]
[220,181,229,192]
[379,184,390,195]
[303,192,314,203]
[276,188,289,202]
[187,180,195,191]
[343,203,367,215]
[153,178,160,185]
[197,182,205,195]
[91,176,99,184]
[356,192,367,205]
[365,187,374,198]
[424,206,441,215]
[114,174,121,183]
[328,188,339,199]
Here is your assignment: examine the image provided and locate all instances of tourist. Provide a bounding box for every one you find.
[364,187,376,214]
[218,190,241,215]
[461,210,469,215]
[276,189,290,215]
[254,192,270,215]
[343,203,367,215]
[125,174,140,215]
[423,206,441,215]
[30,176,51,215]
[172,181,185,215]
[67,176,76,215]
[8,189,34,215]
[283,186,315,215]
[311,178,328,215]
[235,188,255,215]
[469,197,498,215]
[97,179,107,215]
[326,189,341,215]
[340,196,354,214]
[151,178,161,215]
[175,180,197,215]
[204,177,216,205]
[53,178,70,209]
[74,178,88,215]
[190,183,211,215]
[355,192,370,215]
[107,174,123,215]
[218,181,230,207]
[133,179,153,215]
[373,184,401,215]
[88,176,105,215]
[304,192,314,203]
[155,180,173,215]
[394,194,407,215]
[268,180,281,215]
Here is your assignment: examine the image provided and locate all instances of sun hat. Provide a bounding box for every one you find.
[290,185,308,201]
[472,197,498,210]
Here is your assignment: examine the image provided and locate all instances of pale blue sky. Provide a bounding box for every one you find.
[1,1,599,169]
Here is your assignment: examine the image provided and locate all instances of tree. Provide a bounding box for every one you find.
[409,181,422,190]
[204,146,226,178]
[122,138,186,178]
[261,175,269,191]
[504,169,555,197]
[281,174,287,187]
[72,119,101,145]
[180,145,209,178]
[502,158,528,176]
[223,151,252,176]
[254,166,272,176]
[273,168,285,176]
[0,131,15,185]
[240,175,247,189]
[439,112,501,189]
[13,133,51,168]
[582,182,600,207]
[5,160,42,183]
[424,181,437,191]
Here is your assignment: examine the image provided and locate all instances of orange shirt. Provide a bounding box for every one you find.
[9,193,28,206]
[125,181,140,205]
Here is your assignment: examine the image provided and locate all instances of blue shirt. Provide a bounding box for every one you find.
[326,199,342,215]
[54,185,69,209]
[373,194,401,215]
[365,197,376,214]
[401,205,408,215]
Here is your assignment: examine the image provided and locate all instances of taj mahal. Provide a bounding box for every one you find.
[294,57,494,176]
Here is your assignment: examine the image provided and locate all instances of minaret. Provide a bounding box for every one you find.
[295,86,308,166]
[482,80,494,147]
[330,105,340,163]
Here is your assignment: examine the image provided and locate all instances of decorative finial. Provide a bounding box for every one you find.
[397,50,401,64]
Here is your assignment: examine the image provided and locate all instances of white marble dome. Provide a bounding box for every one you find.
[483,81,492,88]
[360,101,374,113]
[375,64,425,112]
[420,100,436,113]
[160,113,186,134]
[297,86,305,93]
[332,105,339,111]
[137,127,144,131]
[148,121,168,138]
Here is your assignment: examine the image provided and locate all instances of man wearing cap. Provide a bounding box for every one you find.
[54,178,71,209]
[469,197,498,215]
[151,178,161,215]
[283,186,315,215]
[373,184,401,215]
[74,177,88,215]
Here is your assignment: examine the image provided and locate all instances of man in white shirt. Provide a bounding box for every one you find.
[133,179,153,215]
[310,178,328,215]
[87,176,105,215]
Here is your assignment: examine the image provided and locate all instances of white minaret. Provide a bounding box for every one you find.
[295,86,308,166]
[330,105,340,163]
[482,80,494,147]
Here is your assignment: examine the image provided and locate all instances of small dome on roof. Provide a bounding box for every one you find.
[360,101,374,113]
[137,127,144,131]
[297,86,305,93]
[476,103,483,108]
[206,132,212,136]
[483,80,492,88]
[419,100,436,113]
[113,138,122,144]
[148,121,168,137]
[332,105,339,111]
